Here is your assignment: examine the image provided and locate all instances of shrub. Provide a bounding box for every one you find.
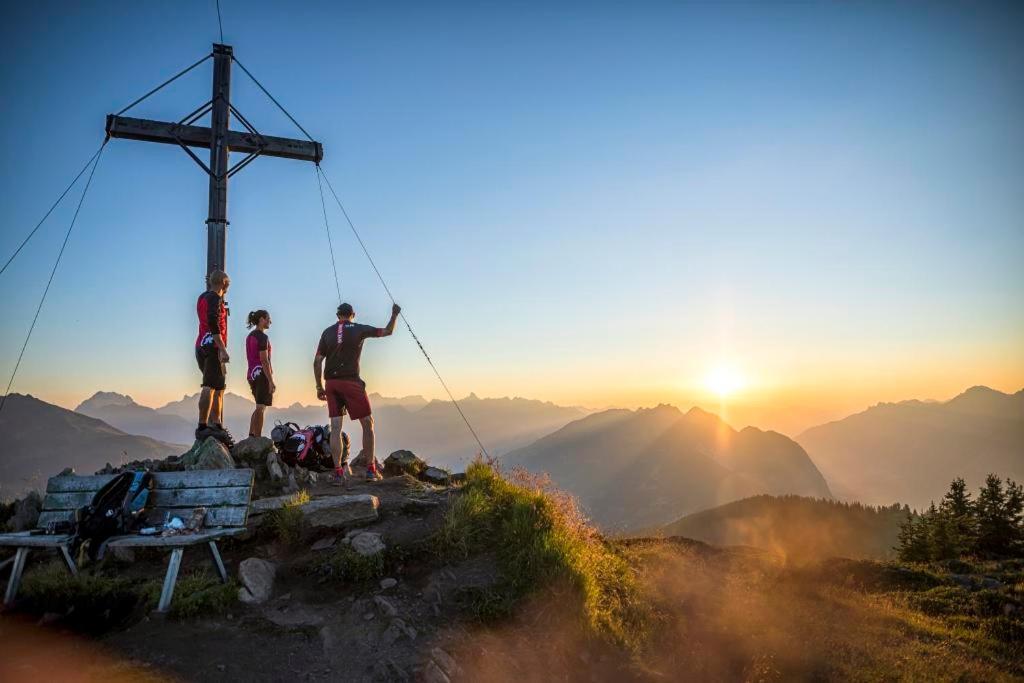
[433,459,648,648]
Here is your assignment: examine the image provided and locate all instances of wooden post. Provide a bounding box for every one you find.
[206,43,232,276]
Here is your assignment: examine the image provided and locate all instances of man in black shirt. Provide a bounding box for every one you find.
[314,302,400,483]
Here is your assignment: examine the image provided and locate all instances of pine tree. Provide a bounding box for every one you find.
[973,474,1011,557]
[938,477,973,556]
[1005,478,1024,555]
[897,513,931,562]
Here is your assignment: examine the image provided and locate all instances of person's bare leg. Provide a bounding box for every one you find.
[213,390,225,426]
[198,387,213,425]
[330,415,352,475]
[359,416,379,478]
[250,405,266,437]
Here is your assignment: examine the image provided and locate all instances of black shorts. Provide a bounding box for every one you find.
[196,346,226,390]
[248,370,274,406]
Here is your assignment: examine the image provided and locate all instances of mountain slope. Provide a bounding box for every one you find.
[798,386,1024,509]
[1,394,184,495]
[504,405,832,531]
[650,495,910,561]
[76,392,195,444]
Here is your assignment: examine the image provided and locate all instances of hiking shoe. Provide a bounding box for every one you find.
[365,468,382,482]
[195,425,214,441]
[209,425,235,449]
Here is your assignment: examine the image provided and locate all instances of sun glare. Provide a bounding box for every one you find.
[705,364,746,398]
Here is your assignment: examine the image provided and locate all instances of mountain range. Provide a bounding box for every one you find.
[0,394,183,496]
[502,404,833,532]
[75,391,587,470]
[797,386,1024,509]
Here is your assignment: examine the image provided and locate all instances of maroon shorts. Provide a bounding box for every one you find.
[325,379,372,420]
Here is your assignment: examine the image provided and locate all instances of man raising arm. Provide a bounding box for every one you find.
[314,302,400,484]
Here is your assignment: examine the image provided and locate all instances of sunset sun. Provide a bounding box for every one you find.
[704,364,746,398]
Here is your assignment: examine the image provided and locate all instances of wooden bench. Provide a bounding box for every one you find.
[0,468,254,612]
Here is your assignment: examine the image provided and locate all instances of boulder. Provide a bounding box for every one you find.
[238,557,277,604]
[301,495,379,529]
[180,437,234,471]
[266,452,284,481]
[232,436,275,473]
[379,577,398,590]
[419,466,451,486]
[350,531,385,557]
[9,491,42,532]
[384,450,425,477]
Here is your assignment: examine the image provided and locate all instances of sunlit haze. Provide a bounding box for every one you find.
[1,2,1022,437]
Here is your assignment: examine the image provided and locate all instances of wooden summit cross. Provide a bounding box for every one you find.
[105,44,323,275]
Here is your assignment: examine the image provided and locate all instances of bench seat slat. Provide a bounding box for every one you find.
[0,532,73,548]
[46,469,254,494]
[43,486,251,512]
[105,527,244,548]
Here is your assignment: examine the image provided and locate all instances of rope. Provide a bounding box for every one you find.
[315,166,342,303]
[0,143,106,278]
[115,53,213,117]
[231,57,315,142]
[215,0,225,43]
[315,165,491,459]
[1,141,107,413]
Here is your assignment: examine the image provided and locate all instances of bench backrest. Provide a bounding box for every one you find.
[38,469,255,529]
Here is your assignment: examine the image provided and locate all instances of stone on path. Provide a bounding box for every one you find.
[419,466,451,486]
[310,535,338,551]
[373,595,398,617]
[349,531,385,557]
[301,495,379,529]
[180,437,235,470]
[238,557,277,604]
[431,648,459,677]
[266,452,284,481]
[383,450,425,477]
[422,660,450,683]
[379,577,398,590]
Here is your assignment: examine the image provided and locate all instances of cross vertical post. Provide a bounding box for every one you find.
[206,44,232,276]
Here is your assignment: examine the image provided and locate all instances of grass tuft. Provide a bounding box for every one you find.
[434,459,648,648]
[312,545,385,582]
[264,489,310,546]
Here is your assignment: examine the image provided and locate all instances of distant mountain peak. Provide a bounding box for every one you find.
[76,391,136,412]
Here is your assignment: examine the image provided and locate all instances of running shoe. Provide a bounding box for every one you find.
[210,425,235,449]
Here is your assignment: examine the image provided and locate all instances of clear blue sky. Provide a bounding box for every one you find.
[1,1,1022,432]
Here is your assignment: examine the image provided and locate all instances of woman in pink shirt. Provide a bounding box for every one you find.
[245,310,275,437]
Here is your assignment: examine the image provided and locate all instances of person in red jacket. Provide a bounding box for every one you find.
[195,270,233,447]
[245,309,275,438]
[314,302,400,484]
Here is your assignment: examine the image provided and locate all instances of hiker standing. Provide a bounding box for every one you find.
[245,309,275,438]
[314,302,400,483]
[195,270,233,447]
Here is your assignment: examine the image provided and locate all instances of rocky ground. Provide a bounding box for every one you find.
[1,438,489,682]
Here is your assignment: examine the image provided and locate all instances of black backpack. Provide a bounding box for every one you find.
[272,422,347,471]
[72,470,154,560]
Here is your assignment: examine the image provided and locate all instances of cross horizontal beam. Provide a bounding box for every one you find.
[105,114,323,163]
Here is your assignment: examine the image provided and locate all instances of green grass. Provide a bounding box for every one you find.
[264,489,310,546]
[19,562,238,628]
[433,459,648,648]
[140,572,239,619]
[310,544,385,582]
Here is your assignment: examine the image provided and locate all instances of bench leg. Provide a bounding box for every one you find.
[207,541,228,583]
[59,545,78,577]
[4,548,30,606]
[157,548,184,613]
